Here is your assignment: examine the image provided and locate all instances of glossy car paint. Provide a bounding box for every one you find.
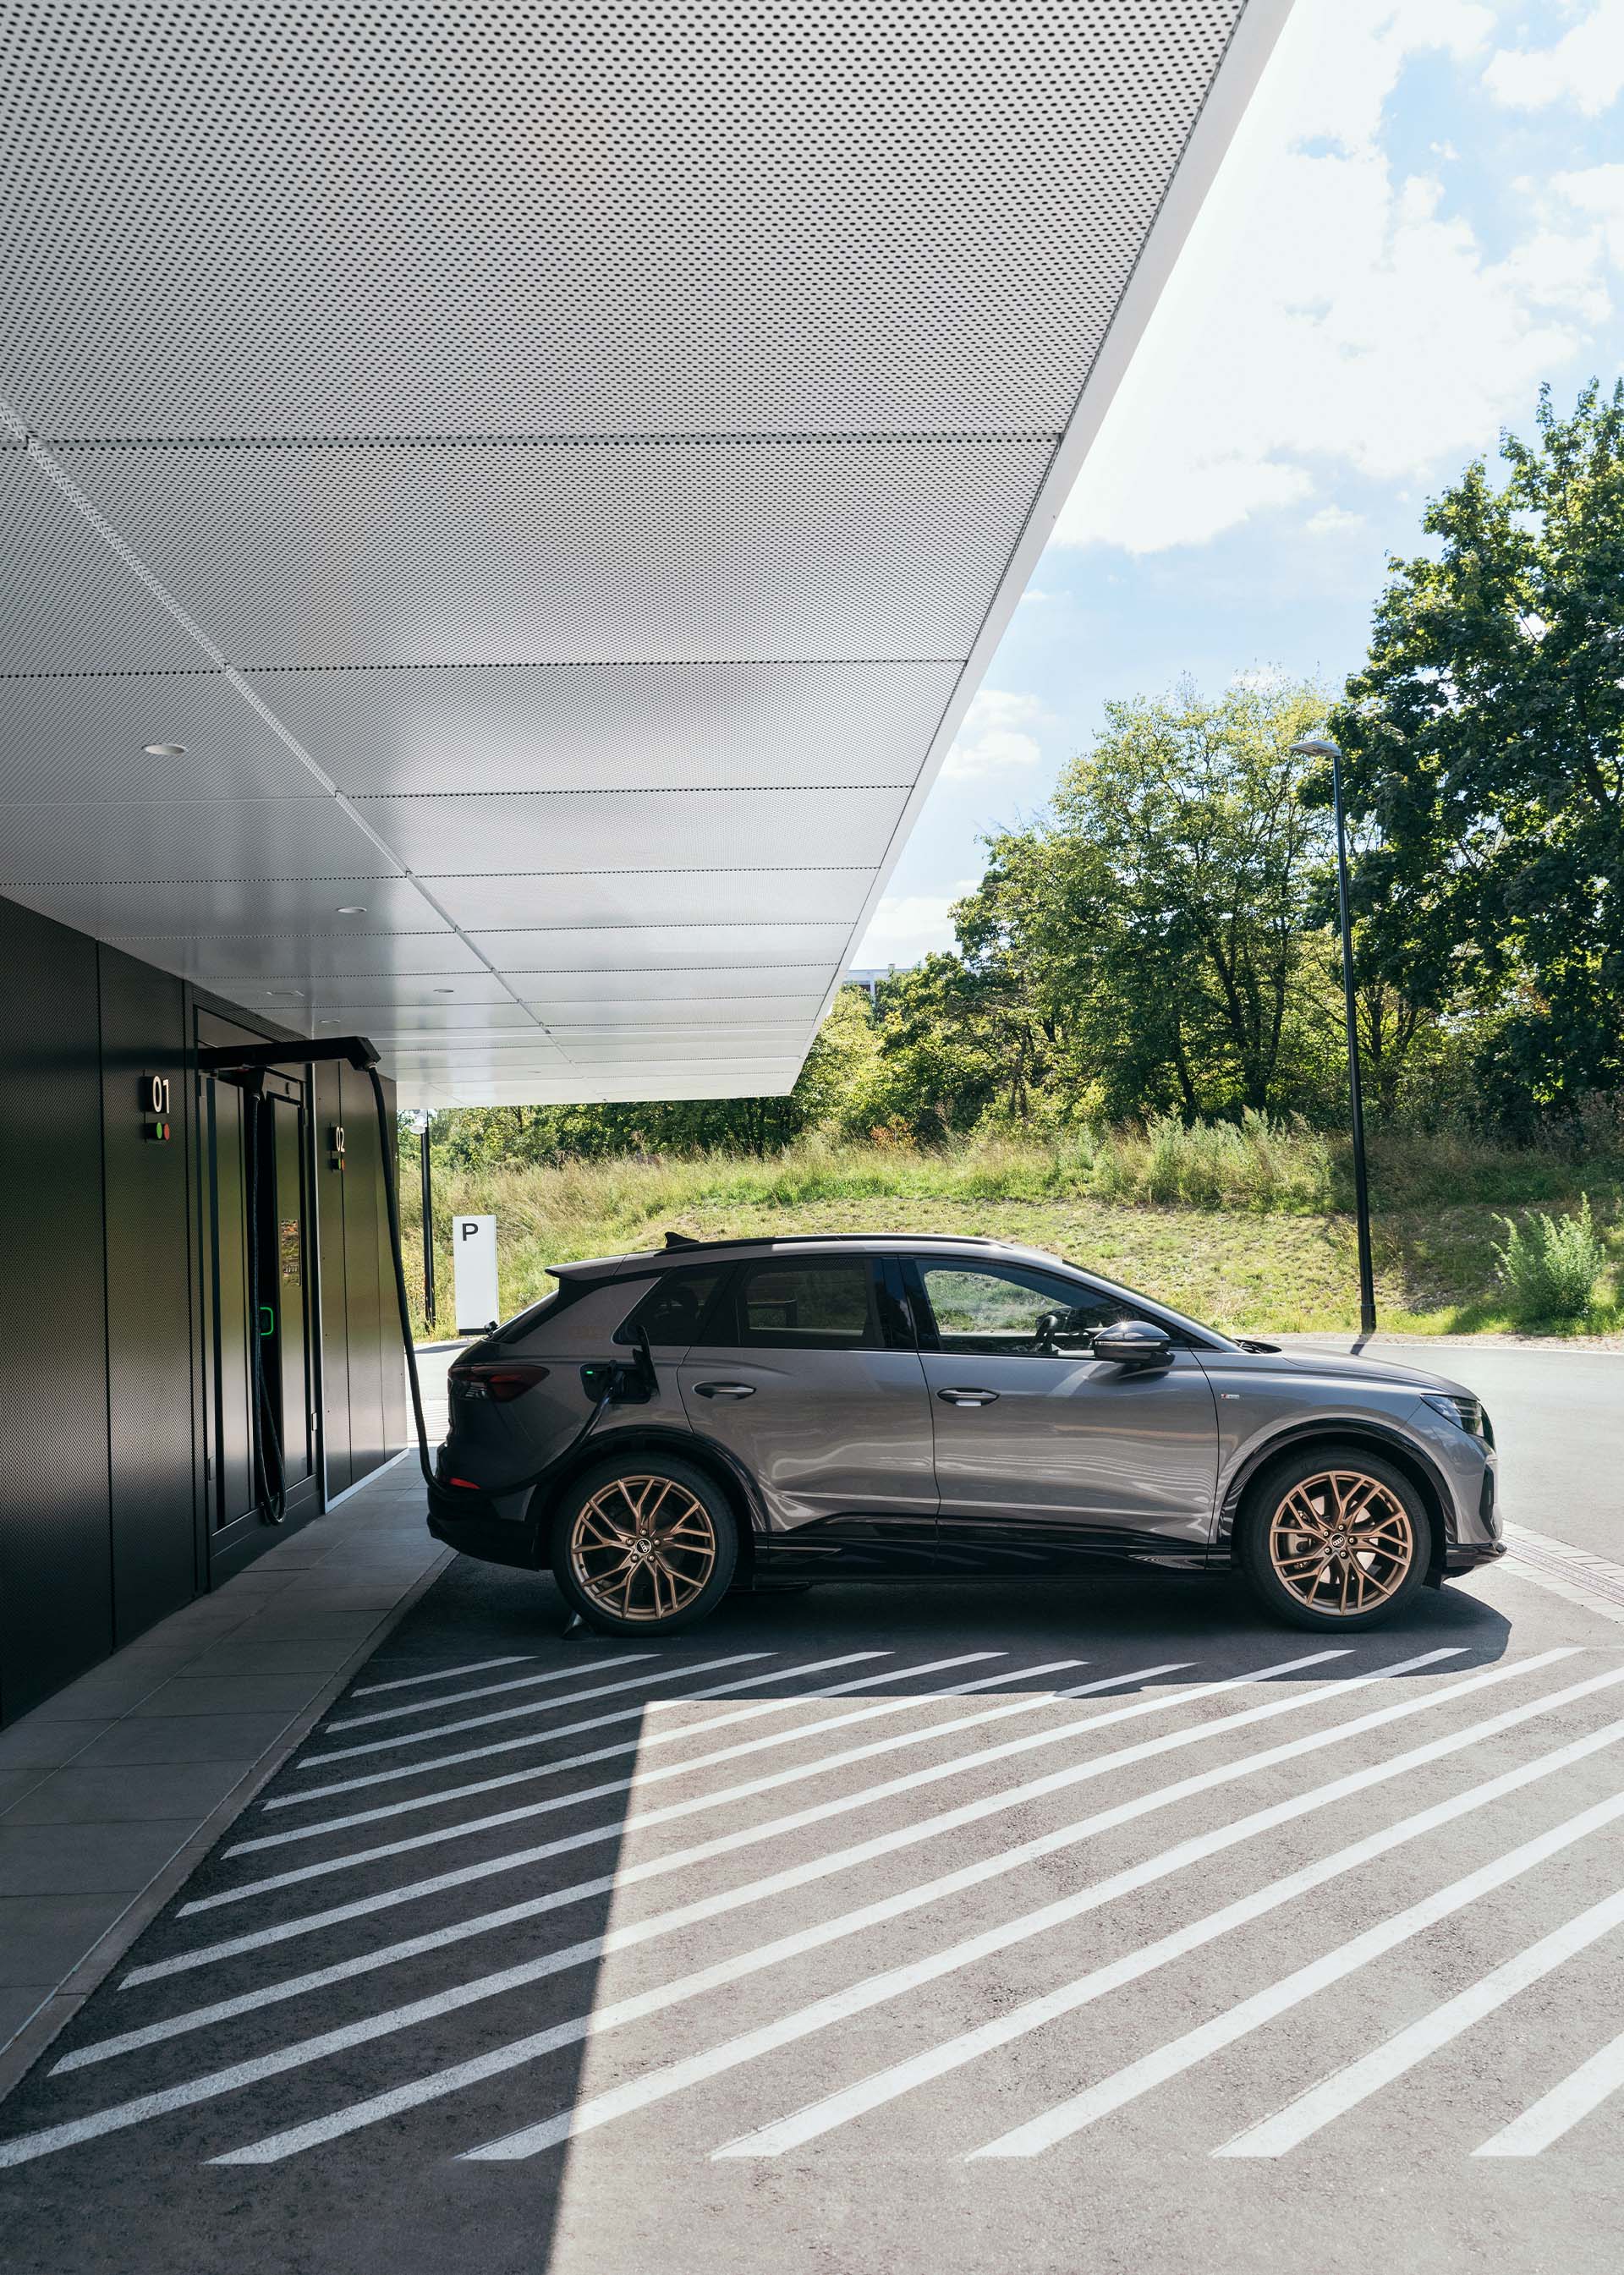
[429,1236,1502,1591]
[924,1348,1219,1564]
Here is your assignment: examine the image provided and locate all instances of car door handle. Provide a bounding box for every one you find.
[937,1387,999,1406]
[694,1381,756,1399]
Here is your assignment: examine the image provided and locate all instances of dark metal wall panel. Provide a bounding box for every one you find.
[338,1058,387,1485]
[97,944,199,1645]
[0,896,112,1720]
[312,1056,352,1500]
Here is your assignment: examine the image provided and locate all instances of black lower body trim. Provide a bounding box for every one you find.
[1444,1540,1507,1575]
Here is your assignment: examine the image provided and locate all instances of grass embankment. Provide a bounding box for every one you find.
[398,1121,1624,1344]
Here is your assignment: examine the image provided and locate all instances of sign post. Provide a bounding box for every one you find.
[453,1214,499,1335]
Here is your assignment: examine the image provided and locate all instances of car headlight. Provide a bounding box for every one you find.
[1422,1391,1493,1445]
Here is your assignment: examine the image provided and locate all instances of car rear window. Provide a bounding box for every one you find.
[732,1257,875,1349]
[615,1267,726,1348]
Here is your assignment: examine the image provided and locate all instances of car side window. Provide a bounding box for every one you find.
[729,1257,876,1350]
[916,1262,1145,1356]
[614,1267,725,1349]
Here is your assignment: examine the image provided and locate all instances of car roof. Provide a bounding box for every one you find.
[595,1232,1037,1275]
[545,1231,1232,1350]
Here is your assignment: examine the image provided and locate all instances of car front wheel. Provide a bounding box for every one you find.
[1237,1443,1429,1631]
[550,1455,738,1636]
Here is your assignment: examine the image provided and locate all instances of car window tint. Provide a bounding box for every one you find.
[734,1258,874,1348]
[919,1263,1144,1355]
[616,1267,724,1347]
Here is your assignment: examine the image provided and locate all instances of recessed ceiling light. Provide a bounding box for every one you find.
[335,905,367,916]
[144,742,186,757]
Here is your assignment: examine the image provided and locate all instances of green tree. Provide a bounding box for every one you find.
[1330,381,1624,1127]
[982,677,1341,1121]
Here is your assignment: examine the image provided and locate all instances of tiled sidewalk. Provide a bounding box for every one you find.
[0,1453,447,2095]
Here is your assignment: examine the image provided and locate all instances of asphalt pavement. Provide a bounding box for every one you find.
[1,1339,1621,2275]
[2,1554,1622,2272]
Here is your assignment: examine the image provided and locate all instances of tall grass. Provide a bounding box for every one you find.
[1494,1197,1608,1322]
[398,1117,1624,1340]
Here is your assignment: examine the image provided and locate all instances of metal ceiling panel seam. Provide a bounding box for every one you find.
[0,2,1295,1105]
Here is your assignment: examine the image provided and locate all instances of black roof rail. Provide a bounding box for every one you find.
[627,1231,1008,1260]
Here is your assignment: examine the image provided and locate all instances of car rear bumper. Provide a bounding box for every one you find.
[426,1483,540,1571]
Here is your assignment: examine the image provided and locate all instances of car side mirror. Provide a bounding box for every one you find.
[1092,1320,1172,1369]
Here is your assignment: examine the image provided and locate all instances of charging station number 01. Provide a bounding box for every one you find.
[142,1072,173,1143]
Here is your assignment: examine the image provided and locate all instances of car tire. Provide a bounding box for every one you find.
[549,1455,739,1636]
[1237,1441,1430,1631]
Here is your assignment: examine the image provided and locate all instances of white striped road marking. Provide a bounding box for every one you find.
[709,1659,1619,2158]
[70,1650,1476,2097]
[971,1768,1624,2157]
[350,1656,536,1697]
[91,1668,1206,2058]
[298,1653,773,1765]
[4,1668,1213,2163]
[1216,1884,1624,2157]
[462,1660,1613,2163]
[212,1661,1546,2168]
[121,1657,1200,1984]
[200,1661,1066,1905]
[1473,2026,1624,2156]
[233,1655,1020,1855]
[267,1650,899,1809]
[12,1674,1428,2165]
[332,1661,696,1730]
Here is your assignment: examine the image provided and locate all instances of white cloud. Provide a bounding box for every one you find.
[1554,162,1624,264]
[1484,3,1624,116]
[1051,0,1610,556]
[853,885,976,969]
[941,689,1047,781]
[1304,505,1366,536]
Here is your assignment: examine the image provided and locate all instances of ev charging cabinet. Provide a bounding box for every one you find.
[453,1215,499,1334]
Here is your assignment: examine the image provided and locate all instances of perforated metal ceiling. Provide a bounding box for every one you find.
[0,1,1287,1105]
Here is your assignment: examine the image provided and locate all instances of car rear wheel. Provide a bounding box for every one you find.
[1238,1443,1429,1631]
[550,1455,738,1636]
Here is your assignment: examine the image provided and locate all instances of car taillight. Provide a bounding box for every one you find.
[451,1361,551,1404]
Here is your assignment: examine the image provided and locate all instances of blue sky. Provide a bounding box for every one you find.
[854,0,1624,968]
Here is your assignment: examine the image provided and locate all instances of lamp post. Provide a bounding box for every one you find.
[1292,732,1376,1340]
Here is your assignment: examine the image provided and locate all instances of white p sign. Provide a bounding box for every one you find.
[453,1215,499,1335]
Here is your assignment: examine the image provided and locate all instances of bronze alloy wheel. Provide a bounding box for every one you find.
[1267,1468,1416,1618]
[568,1473,719,1624]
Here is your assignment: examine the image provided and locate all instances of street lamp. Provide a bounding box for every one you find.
[1292,732,1376,1341]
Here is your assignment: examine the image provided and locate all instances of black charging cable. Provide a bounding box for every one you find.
[363,1064,643,1503]
[199,1037,632,1513]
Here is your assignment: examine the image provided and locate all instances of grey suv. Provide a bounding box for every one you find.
[427,1234,1503,1637]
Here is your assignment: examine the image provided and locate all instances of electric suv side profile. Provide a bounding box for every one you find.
[427,1234,1502,1637]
